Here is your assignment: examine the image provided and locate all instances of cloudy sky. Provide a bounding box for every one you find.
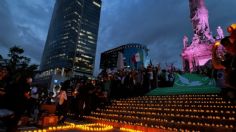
[0,0,236,75]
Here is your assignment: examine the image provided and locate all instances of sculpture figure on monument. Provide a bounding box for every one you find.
[183,35,189,48]
[190,0,212,42]
[205,31,215,43]
[192,8,208,33]
[216,26,224,39]
[192,34,200,45]
[182,0,214,72]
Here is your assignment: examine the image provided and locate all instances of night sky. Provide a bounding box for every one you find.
[0,0,236,75]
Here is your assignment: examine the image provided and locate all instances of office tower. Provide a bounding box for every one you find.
[40,0,101,76]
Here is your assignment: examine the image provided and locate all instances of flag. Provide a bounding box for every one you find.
[131,54,136,64]
[131,52,141,64]
[135,52,141,62]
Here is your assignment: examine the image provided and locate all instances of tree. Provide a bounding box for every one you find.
[7,46,38,81]
[7,46,24,72]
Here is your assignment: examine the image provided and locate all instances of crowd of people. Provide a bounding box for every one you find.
[0,63,178,131]
[0,69,33,132]
[45,64,178,122]
[98,65,177,97]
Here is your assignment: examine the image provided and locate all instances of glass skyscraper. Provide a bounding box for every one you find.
[40,0,101,76]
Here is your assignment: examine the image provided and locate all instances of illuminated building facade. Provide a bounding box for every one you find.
[100,43,150,70]
[37,0,101,90]
[40,0,101,76]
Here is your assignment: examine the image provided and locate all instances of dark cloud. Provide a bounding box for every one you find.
[0,0,236,75]
[0,0,54,64]
[0,0,21,56]
[16,25,46,63]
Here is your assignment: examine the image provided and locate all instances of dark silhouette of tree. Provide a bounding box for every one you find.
[7,46,38,81]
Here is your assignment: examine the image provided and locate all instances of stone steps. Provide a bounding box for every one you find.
[85,94,236,131]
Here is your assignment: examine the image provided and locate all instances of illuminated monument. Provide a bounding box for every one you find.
[181,0,220,72]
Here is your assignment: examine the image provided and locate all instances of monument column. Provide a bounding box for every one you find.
[189,0,213,43]
[182,0,214,72]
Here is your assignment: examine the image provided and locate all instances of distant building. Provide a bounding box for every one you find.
[37,0,102,91]
[100,43,150,70]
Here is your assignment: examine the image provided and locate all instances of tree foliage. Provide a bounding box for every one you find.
[6,46,38,80]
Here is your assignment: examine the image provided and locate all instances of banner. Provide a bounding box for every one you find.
[174,73,215,87]
[135,52,141,62]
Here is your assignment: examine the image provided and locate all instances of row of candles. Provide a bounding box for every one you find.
[116,99,224,103]
[110,104,236,109]
[20,122,114,132]
[103,116,233,128]
[85,117,200,132]
[75,123,113,131]
[117,97,223,102]
[114,100,229,105]
[85,116,166,129]
[92,110,235,121]
[112,102,236,108]
[85,115,235,129]
[120,127,143,132]
[101,106,236,114]
[21,119,204,132]
[120,94,220,101]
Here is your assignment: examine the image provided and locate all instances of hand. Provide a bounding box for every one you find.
[24,92,31,99]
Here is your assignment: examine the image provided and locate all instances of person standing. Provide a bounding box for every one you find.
[4,75,32,132]
[212,24,236,101]
[56,80,68,124]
